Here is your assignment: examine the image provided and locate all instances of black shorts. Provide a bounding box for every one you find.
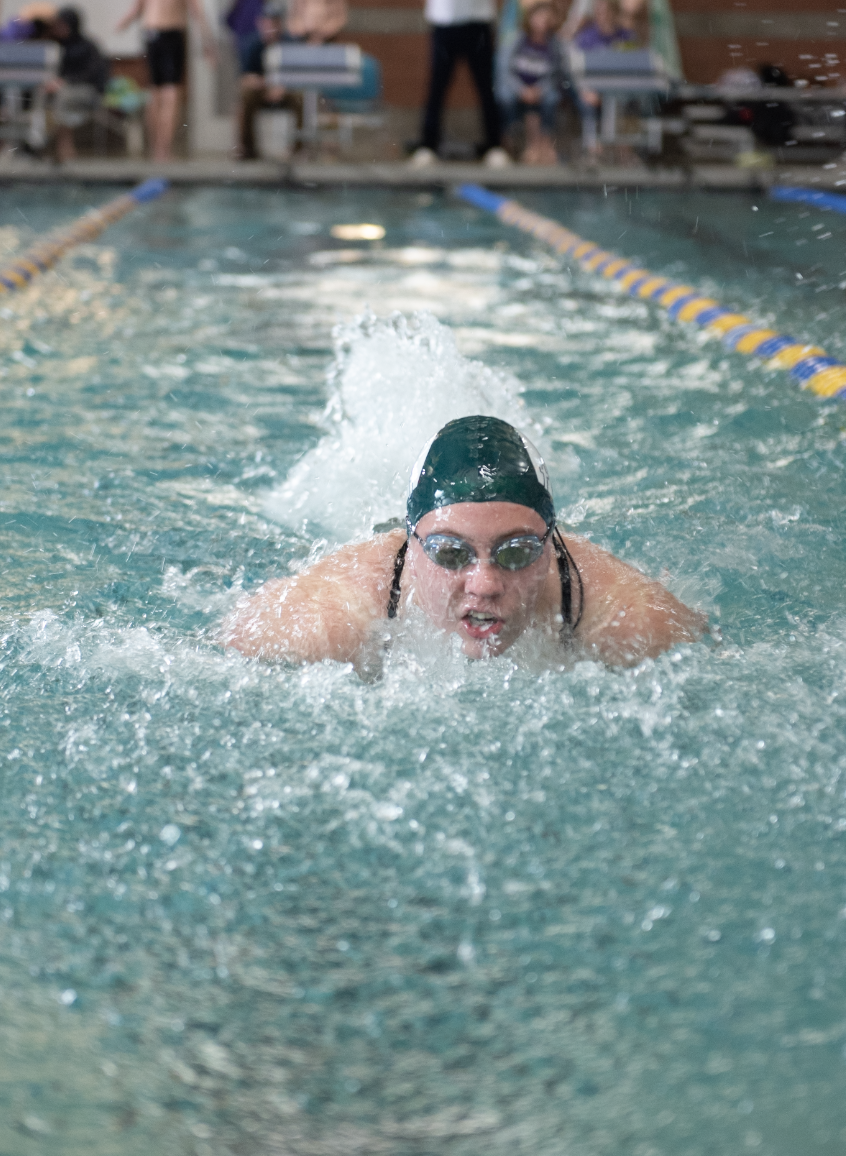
[146,28,186,87]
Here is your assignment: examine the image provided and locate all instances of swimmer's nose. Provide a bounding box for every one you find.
[463,560,506,597]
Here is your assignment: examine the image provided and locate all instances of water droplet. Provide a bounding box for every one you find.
[159,824,181,846]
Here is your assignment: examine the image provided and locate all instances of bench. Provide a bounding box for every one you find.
[567,46,670,152]
[262,42,364,144]
[0,41,60,152]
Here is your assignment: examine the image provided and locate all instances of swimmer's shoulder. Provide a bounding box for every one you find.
[304,528,405,597]
[268,529,405,625]
[222,530,405,663]
[559,530,707,663]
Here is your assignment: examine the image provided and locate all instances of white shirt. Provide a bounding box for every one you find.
[425,0,495,27]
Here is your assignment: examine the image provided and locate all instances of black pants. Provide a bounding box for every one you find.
[421,22,500,153]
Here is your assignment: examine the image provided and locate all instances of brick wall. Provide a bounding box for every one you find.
[672,0,846,85]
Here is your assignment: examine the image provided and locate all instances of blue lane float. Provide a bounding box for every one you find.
[456,182,846,401]
[0,178,169,294]
[770,185,846,215]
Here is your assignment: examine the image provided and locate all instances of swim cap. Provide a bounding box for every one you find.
[407,415,555,530]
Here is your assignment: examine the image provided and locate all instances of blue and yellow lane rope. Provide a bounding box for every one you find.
[0,178,168,294]
[456,183,846,402]
[771,185,846,215]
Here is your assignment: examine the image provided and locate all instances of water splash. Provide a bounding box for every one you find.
[263,311,539,539]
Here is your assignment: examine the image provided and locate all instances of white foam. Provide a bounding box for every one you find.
[262,311,541,541]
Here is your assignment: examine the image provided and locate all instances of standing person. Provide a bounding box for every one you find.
[409,0,511,168]
[116,0,217,161]
[502,0,568,164]
[46,7,108,162]
[225,0,264,72]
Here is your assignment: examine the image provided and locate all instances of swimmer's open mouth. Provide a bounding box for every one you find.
[462,611,504,639]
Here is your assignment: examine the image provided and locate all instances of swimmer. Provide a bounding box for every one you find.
[223,415,706,670]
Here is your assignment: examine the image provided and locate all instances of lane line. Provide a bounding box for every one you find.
[0,178,169,295]
[456,182,846,402]
[771,186,846,215]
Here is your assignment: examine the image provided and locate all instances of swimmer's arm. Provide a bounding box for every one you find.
[116,0,144,31]
[220,532,402,667]
[567,536,707,666]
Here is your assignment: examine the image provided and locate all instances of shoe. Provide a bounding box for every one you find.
[482,147,513,169]
[408,146,438,169]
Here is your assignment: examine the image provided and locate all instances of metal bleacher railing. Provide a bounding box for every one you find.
[0,40,60,153]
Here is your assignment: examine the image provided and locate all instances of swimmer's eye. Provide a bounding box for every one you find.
[419,535,476,570]
[494,538,546,570]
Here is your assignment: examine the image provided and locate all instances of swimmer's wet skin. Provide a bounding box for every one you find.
[223,416,706,671]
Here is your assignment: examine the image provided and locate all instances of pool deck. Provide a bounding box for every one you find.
[1,156,845,191]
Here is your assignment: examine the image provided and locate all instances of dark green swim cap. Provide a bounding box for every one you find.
[406,415,555,530]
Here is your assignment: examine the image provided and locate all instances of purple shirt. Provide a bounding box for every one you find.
[226,0,264,37]
[573,22,632,51]
[512,37,553,87]
[0,18,34,41]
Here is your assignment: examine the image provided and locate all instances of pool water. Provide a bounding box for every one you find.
[1,184,846,1155]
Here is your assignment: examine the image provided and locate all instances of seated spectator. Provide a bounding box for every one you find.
[573,0,631,50]
[0,2,56,41]
[572,0,631,156]
[46,6,108,162]
[237,1,301,160]
[618,0,646,43]
[502,0,568,164]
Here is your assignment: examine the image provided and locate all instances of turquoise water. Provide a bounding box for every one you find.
[1,184,845,1155]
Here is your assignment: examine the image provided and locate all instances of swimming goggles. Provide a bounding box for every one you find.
[410,524,553,571]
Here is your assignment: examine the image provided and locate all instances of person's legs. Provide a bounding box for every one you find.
[55,125,76,162]
[538,92,559,136]
[420,25,459,154]
[150,84,181,160]
[238,83,265,159]
[534,91,559,163]
[462,21,500,152]
[576,90,600,157]
[521,109,557,163]
[145,29,186,160]
[500,96,520,151]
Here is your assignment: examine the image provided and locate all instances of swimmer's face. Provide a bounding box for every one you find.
[407,501,553,659]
